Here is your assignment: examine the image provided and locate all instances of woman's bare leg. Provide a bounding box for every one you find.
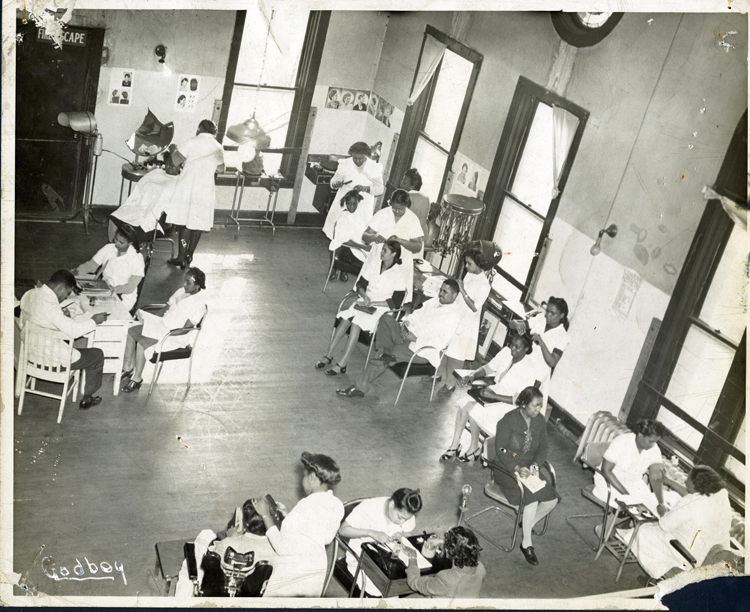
[325,320,351,359]
[338,323,360,367]
[448,402,474,449]
[123,334,136,371]
[133,344,147,382]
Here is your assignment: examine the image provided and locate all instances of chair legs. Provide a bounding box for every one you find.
[393,356,439,406]
[465,506,521,553]
[323,256,336,294]
[566,505,617,552]
[147,355,196,401]
[148,361,165,396]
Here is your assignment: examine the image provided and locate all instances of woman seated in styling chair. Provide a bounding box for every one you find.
[328,189,372,282]
[174,498,276,597]
[120,267,207,392]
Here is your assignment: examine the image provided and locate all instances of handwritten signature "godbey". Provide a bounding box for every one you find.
[42,556,127,584]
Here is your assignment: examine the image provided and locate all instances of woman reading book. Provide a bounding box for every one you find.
[315,239,406,376]
[121,267,207,392]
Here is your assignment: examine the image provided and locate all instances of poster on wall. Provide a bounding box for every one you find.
[108,68,134,106]
[175,74,201,112]
[340,88,355,110]
[325,86,341,109]
[367,92,379,117]
[353,90,369,111]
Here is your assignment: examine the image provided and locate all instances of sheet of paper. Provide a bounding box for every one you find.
[517,472,546,494]
[395,537,432,570]
[140,310,169,341]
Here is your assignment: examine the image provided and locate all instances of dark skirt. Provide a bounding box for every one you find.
[333,246,364,275]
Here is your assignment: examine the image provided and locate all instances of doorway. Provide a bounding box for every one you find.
[15,20,104,217]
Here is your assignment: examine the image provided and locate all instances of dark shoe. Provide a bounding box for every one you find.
[122,379,143,393]
[440,446,462,461]
[437,385,456,396]
[520,544,539,565]
[340,272,349,282]
[336,386,364,398]
[167,258,186,269]
[328,270,339,282]
[121,369,134,381]
[315,356,333,370]
[458,447,482,463]
[325,363,347,376]
[79,395,102,410]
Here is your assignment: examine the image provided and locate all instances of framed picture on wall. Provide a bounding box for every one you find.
[477,311,501,359]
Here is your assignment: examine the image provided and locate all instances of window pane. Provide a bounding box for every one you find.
[657,406,703,451]
[492,200,544,288]
[699,223,747,344]
[234,5,307,87]
[663,325,736,448]
[510,103,557,217]
[725,416,746,484]
[224,87,295,150]
[423,49,473,149]
[413,136,448,203]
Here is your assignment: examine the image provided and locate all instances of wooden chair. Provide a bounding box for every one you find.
[16,324,82,424]
[322,498,366,597]
[465,437,556,552]
[143,304,208,398]
[566,412,631,553]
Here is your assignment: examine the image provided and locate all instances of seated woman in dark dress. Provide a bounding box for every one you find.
[490,386,559,566]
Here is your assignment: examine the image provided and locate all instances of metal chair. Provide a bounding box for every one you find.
[322,498,366,597]
[143,304,208,398]
[388,348,444,405]
[465,437,556,552]
[566,412,631,552]
[16,324,82,424]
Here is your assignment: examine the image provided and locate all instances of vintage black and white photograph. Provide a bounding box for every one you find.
[3,0,747,608]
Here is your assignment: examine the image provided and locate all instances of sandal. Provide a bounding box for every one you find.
[121,369,134,381]
[122,379,143,393]
[315,356,333,370]
[458,447,482,463]
[440,446,462,461]
[340,272,349,282]
[325,363,347,376]
[336,386,365,398]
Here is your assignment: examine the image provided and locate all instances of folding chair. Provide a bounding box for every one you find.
[388,348,444,405]
[143,304,208,398]
[16,324,82,424]
[466,437,556,552]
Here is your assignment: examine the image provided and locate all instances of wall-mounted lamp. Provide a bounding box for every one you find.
[590,224,618,256]
[154,44,167,64]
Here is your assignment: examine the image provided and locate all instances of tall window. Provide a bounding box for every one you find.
[387,26,482,203]
[480,78,588,304]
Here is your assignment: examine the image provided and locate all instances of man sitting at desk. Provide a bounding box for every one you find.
[336,279,462,398]
[19,270,108,410]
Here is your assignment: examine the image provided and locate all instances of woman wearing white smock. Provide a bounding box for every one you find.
[510,296,571,408]
[120,267,207,393]
[322,141,384,240]
[339,488,423,596]
[362,189,424,303]
[165,119,224,269]
[631,465,732,580]
[316,239,407,377]
[439,245,492,392]
[252,452,344,598]
[72,225,145,312]
[328,190,372,282]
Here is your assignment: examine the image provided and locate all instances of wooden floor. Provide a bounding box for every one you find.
[11,219,654,602]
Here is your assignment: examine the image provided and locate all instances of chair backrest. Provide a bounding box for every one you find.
[581,441,611,470]
[22,324,75,382]
[573,411,629,463]
[240,560,273,597]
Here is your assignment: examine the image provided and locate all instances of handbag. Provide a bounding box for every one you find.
[360,542,407,580]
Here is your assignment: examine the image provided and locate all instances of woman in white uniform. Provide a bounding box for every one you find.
[339,488,422,596]
[322,141,384,241]
[511,296,571,407]
[328,190,372,282]
[316,239,406,376]
[441,334,542,463]
[438,245,492,393]
[121,267,207,393]
[72,225,145,312]
[165,119,224,269]
[631,465,732,580]
[252,452,344,598]
[362,189,424,303]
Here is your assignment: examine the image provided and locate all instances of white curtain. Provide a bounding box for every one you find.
[407,35,447,106]
[551,105,579,198]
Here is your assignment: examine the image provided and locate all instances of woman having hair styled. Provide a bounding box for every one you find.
[339,487,423,596]
[252,452,344,597]
[327,189,372,283]
[322,141,384,242]
[164,119,225,269]
[316,239,406,376]
[72,224,145,312]
[121,267,207,393]
[441,333,541,464]
[511,296,571,403]
[631,465,733,581]
[490,386,560,566]
[404,526,486,598]
[437,244,492,393]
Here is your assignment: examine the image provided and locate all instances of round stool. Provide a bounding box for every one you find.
[118,162,150,206]
[434,194,485,275]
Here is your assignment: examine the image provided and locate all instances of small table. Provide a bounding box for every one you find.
[601,501,659,582]
[225,171,284,237]
[119,162,150,206]
[353,534,451,598]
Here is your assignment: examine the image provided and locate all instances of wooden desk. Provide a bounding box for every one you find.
[353,534,451,598]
